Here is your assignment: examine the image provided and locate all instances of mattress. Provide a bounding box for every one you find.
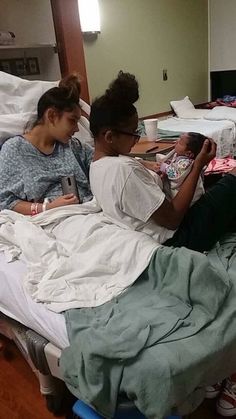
[158,117,235,157]
[0,252,69,349]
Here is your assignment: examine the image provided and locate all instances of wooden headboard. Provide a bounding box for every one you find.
[211,70,236,100]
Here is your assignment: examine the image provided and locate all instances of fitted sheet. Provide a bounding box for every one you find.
[158,117,235,157]
[0,252,69,348]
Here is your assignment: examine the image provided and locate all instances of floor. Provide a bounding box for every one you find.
[0,336,73,419]
[0,337,233,419]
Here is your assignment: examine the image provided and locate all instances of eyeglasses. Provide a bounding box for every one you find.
[113,129,140,142]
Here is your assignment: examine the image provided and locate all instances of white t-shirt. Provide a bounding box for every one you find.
[90,155,175,244]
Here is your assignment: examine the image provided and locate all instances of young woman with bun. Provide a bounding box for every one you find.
[0,73,94,215]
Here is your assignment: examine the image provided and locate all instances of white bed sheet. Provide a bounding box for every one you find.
[0,252,69,349]
[158,117,235,157]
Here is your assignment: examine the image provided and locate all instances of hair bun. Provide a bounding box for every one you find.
[106,71,139,106]
[59,72,81,103]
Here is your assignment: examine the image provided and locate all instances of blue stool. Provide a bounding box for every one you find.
[73,399,182,419]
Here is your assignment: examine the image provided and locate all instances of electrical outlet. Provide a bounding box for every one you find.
[163,69,168,81]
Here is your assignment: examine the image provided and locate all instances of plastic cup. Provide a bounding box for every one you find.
[143,118,158,141]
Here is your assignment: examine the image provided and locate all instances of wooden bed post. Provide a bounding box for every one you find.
[50,0,90,104]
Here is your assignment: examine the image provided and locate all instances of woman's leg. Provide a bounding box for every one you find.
[164,173,236,252]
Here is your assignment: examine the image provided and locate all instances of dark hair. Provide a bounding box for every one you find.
[186,132,208,157]
[34,72,81,127]
[90,71,139,137]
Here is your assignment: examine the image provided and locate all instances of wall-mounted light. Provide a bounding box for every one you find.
[78,0,101,34]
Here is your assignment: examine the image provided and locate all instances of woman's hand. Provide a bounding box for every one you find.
[194,138,216,170]
[48,194,80,209]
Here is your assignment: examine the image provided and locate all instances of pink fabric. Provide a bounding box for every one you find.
[206,100,236,109]
[205,157,236,175]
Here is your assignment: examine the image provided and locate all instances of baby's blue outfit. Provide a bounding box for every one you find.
[0,135,94,210]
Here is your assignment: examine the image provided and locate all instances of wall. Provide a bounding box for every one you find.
[210,0,236,71]
[0,0,61,80]
[83,0,209,117]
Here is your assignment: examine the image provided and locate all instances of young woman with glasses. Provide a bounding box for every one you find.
[89,71,236,252]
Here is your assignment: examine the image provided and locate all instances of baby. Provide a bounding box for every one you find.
[157,132,208,205]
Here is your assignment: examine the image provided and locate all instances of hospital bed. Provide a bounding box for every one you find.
[156,96,236,157]
[0,252,69,414]
[0,70,93,415]
[1,73,236,419]
[0,211,185,419]
[158,117,235,157]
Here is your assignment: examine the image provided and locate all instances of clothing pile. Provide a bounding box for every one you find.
[206,95,236,109]
[205,157,236,176]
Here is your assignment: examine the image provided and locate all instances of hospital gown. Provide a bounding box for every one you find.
[0,135,94,210]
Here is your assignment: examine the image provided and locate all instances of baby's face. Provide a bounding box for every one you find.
[174,134,190,156]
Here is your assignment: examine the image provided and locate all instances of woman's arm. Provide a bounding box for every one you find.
[13,194,79,215]
[151,139,216,230]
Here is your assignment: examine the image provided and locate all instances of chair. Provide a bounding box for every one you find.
[72,399,182,419]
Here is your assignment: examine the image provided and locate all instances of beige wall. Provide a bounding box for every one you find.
[210,0,236,71]
[0,0,61,80]
[83,0,208,117]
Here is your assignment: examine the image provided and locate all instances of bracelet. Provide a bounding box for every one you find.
[42,198,49,212]
[30,202,39,216]
[30,202,37,216]
[30,202,41,216]
[35,203,39,214]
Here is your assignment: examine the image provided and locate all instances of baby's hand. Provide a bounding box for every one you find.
[141,160,161,173]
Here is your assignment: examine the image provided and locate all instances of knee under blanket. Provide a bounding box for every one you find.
[60,235,236,418]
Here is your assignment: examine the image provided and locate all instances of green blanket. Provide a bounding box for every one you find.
[61,236,236,418]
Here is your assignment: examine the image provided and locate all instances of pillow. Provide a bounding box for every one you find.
[0,71,91,116]
[0,112,36,144]
[0,71,58,114]
[175,109,210,119]
[0,72,93,147]
[74,116,94,147]
[204,106,236,124]
[170,96,195,117]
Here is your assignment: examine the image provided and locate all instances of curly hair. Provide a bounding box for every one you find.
[90,71,139,137]
[187,132,208,157]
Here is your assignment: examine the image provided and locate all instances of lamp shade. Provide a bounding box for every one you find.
[78,0,101,33]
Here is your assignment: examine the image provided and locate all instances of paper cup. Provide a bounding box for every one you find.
[144,118,158,141]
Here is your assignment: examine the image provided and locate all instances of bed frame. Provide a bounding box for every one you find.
[0,312,68,415]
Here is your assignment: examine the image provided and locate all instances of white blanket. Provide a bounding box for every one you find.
[158,117,235,157]
[204,106,236,124]
[0,201,159,312]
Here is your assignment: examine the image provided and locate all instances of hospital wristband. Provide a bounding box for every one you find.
[30,202,39,216]
[30,202,43,216]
